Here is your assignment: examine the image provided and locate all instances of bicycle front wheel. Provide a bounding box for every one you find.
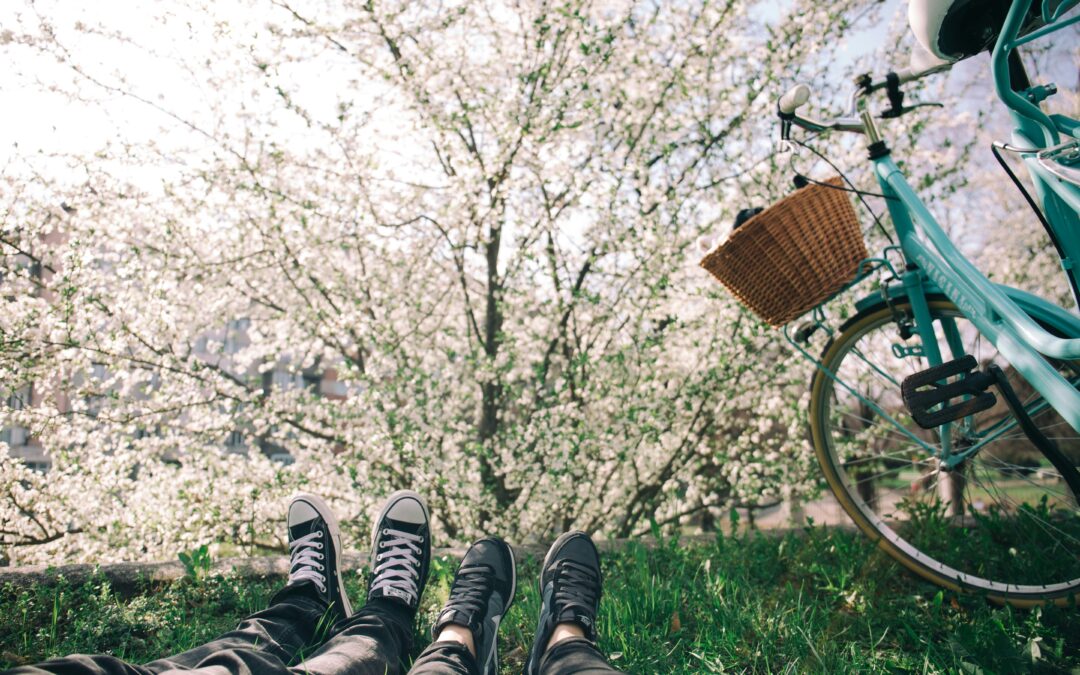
[810,298,1080,605]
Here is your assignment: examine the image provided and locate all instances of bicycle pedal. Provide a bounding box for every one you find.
[901,355,997,429]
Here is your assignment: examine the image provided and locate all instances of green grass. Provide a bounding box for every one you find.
[1,526,1078,673]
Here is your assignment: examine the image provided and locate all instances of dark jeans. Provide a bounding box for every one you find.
[410,637,622,674]
[3,584,412,675]
[3,584,622,675]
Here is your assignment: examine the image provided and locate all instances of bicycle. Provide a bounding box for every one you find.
[707,0,1080,606]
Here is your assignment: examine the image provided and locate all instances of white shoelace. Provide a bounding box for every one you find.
[289,530,327,592]
[370,528,424,603]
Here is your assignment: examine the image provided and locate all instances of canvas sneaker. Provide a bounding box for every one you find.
[524,531,603,675]
[432,538,516,675]
[366,490,432,611]
[286,493,352,620]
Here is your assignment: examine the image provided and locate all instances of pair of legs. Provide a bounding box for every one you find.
[4,491,622,675]
[412,528,616,675]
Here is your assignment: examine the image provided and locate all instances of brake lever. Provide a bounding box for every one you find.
[877,71,945,119]
[880,102,945,119]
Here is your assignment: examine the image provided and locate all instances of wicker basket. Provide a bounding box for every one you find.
[700,177,866,326]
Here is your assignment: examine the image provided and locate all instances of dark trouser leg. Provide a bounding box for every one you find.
[148,584,332,671]
[2,584,332,675]
[405,642,479,675]
[538,638,623,675]
[2,590,415,675]
[1,655,154,675]
[288,598,414,675]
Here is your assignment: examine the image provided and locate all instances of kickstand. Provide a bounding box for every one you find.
[986,365,1080,500]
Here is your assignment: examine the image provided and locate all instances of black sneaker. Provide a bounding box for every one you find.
[432,538,516,675]
[366,490,431,611]
[286,493,352,619]
[524,531,602,675]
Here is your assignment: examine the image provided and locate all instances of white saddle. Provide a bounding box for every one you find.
[909,0,1075,61]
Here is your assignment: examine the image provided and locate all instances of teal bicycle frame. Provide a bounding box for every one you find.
[859,0,1080,465]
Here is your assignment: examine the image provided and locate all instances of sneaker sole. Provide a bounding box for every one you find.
[291,492,352,617]
[483,541,516,675]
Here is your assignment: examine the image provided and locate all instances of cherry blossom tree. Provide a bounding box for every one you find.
[0,0,1058,564]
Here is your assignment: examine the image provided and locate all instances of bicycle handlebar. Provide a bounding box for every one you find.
[777,53,954,140]
[778,82,866,138]
[778,84,811,115]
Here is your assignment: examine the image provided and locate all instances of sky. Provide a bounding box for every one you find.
[0,0,403,192]
[1,0,1075,221]
[0,0,923,163]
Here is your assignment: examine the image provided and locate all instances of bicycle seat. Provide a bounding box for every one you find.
[908,0,1070,61]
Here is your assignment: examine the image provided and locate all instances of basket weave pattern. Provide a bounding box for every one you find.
[700,177,866,326]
